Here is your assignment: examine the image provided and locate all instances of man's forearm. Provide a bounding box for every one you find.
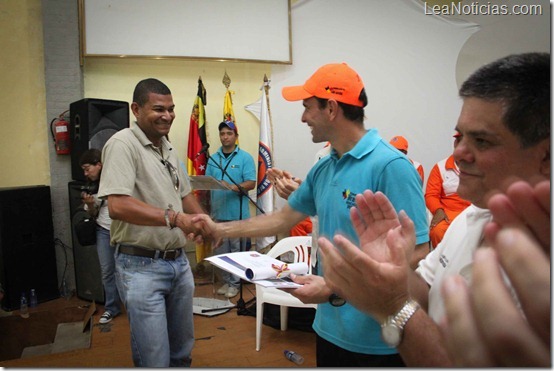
[409,270,430,311]
[108,195,169,227]
[182,193,205,215]
[410,242,430,269]
[398,309,454,366]
[240,180,256,192]
[219,205,305,239]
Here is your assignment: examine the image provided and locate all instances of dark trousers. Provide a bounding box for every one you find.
[316,334,405,367]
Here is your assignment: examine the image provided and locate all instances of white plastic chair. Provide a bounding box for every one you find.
[255,236,317,351]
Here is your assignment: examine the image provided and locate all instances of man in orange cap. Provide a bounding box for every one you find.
[193,62,429,367]
[390,135,425,185]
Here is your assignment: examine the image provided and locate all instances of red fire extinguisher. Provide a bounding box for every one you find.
[50,110,71,155]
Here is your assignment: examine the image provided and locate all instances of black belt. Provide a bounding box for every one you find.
[117,244,183,260]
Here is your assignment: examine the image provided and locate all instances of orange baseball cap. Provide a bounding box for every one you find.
[390,136,408,151]
[281,63,366,107]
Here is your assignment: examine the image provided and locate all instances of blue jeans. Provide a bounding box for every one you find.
[115,250,195,367]
[213,237,244,288]
[96,226,121,316]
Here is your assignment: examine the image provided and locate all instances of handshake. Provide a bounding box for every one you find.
[173,212,223,247]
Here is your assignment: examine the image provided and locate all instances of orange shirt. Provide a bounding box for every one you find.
[425,155,470,218]
[290,216,312,237]
[425,155,470,247]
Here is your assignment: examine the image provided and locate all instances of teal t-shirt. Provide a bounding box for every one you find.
[206,146,256,221]
[288,128,429,355]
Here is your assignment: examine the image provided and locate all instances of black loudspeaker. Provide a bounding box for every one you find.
[0,186,59,311]
[70,98,129,181]
[68,181,104,303]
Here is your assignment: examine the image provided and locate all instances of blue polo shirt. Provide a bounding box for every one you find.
[206,146,256,221]
[288,128,429,355]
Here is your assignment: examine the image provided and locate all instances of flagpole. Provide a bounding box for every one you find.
[244,76,277,252]
[262,74,276,219]
[187,77,213,286]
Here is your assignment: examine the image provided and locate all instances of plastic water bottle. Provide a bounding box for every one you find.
[29,289,38,308]
[20,293,29,318]
[284,350,304,365]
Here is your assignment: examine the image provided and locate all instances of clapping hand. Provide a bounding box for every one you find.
[484,178,550,252]
[319,190,415,321]
[267,168,301,200]
[440,179,551,367]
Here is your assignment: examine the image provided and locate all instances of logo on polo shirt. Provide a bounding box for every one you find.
[439,254,449,268]
[342,189,357,209]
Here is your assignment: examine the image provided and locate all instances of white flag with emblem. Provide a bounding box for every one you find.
[245,81,275,250]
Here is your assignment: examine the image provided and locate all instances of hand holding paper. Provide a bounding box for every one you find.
[206,251,309,288]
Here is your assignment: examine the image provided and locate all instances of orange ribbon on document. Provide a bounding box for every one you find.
[271,263,291,278]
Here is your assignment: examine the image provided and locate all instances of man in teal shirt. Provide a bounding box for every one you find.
[206,120,256,298]
[194,63,429,366]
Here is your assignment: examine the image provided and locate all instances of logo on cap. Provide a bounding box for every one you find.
[219,120,237,133]
[281,63,366,107]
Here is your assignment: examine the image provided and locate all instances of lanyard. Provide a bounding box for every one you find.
[219,151,238,181]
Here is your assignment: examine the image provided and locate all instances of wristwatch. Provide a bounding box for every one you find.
[328,293,346,307]
[381,299,420,347]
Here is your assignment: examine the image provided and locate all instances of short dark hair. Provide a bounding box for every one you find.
[79,148,102,166]
[132,78,172,107]
[459,53,550,148]
[316,88,368,123]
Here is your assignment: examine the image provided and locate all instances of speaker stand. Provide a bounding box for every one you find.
[236,279,256,316]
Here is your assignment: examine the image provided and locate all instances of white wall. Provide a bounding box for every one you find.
[455,0,550,86]
[268,0,549,209]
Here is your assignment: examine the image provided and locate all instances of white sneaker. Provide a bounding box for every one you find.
[217,284,229,295]
[225,286,239,298]
[99,311,114,324]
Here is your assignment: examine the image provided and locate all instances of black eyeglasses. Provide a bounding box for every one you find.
[161,159,180,192]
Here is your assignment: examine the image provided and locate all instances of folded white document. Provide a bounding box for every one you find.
[205,251,309,288]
